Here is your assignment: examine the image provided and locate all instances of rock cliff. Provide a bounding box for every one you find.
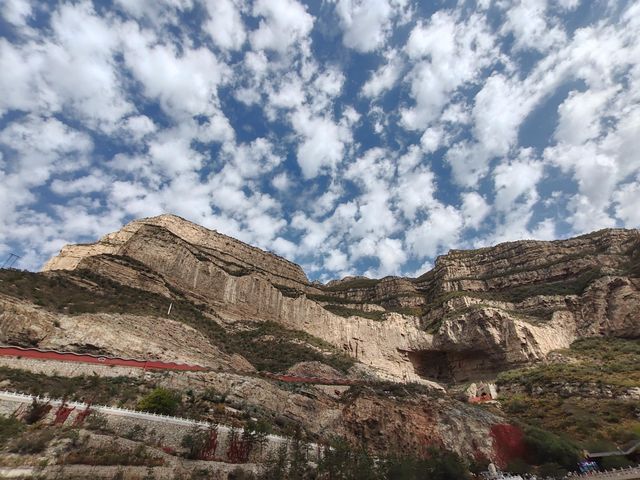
[40,215,640,384]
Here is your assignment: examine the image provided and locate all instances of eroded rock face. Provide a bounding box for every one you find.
[41,215,640,384]
[44,214,309,289]
[0,293,250,371]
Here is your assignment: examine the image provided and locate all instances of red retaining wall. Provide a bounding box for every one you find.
[0,345,208,372]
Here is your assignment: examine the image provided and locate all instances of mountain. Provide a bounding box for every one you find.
[1,214,638,478]
[41,214,640,382]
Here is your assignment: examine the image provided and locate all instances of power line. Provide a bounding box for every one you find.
[1,253,20,269]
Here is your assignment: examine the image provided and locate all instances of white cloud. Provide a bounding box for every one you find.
[500,0,566,52]
[361,49,402,98]
[445,141,490,188]
[291,108,351,178]
[50,174,110,196]
[0,2,133,130]
[203,0,246,51]
[472,74,531,159]
[555,88,614,145]
[395,168,436,219]
[335,0,393,53]
[613,180,640,227]
[401,11,497,131]
[121,115,157,142]
[250,0,314,54]
[0,39,37,115]
[555,0,580,10]
[1,0,32,27]
[366,237,407,277]
[121,25,230,119]
[324,249,349,272]
[420,127,444,153]
[461,192,490,229]
[272,172,291,191]
[2,0,640,279]
[113,0,193,24]
[406,205,464,259]
[492,152,544,212]
[0,115,93,236]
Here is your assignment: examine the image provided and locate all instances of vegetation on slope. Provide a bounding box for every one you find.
[225,321,354,373]
[324,277,380,291]
[321,304,386,321]
[497,338,640,450]
[0,269,354,373]
[0,268,204,321]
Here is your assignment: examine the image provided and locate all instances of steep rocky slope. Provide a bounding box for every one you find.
[1,214,639,476]
[40,214,640,384]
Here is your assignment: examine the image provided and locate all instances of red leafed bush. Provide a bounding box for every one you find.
[491,424,526,468]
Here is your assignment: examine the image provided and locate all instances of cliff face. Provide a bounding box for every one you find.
[41,215,640,384]
[44,214,309,289]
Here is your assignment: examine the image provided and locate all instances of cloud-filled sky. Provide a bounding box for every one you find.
[0,0,639,280]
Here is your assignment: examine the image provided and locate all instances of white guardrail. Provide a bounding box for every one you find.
[0,390,289,445]
[568,467,640,479]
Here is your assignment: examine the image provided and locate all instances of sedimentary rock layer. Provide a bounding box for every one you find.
[42,215,640,384]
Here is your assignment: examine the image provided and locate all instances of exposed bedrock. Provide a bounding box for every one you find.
[42,215,640,384]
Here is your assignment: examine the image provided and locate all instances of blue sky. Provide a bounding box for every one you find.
[0,0,639,281]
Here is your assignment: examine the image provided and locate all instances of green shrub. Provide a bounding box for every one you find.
[322,304,385,321]
[523,426,579,469]
[85,411,110,432]
[0,415,24,447]
[600,456,634,470]
[64,442,163,466]
[319,437,381,480]
[10,427,55,454]
[137,388,180,415]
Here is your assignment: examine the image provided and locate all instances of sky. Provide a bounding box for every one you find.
[0,0,639,281]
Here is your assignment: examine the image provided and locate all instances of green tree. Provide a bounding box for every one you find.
[258,444,289,480]
[0,416,24,447]
[523,426,580,470]
[137,388,180,415]
[318,437,381,480]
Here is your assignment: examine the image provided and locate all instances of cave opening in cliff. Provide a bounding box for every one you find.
[407,350,502,383]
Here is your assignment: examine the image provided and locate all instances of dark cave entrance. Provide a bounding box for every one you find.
[406,350,503,383]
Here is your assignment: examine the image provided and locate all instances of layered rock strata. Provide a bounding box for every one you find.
[42,215,640,384]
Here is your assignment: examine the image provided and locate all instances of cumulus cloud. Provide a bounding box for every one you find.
[493,152,544,212]
[203,0,247,51]
[406,205,464,259]
[1,0,639,279]
[401,11,497,131]
[461,192,490,229]
[361,49,403,98]
[291,108,351,178]
[250,0,314,53]
[500,0,566,52]
[613,180,640,227]
[334,0,394,53]
[555,88,614,145]
[1,0,32,27]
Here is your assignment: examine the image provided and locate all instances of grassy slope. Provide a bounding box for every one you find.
[497,338,640,450]
[0,269,354,373]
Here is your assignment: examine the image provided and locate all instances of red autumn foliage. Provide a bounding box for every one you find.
[491,423,526,468]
